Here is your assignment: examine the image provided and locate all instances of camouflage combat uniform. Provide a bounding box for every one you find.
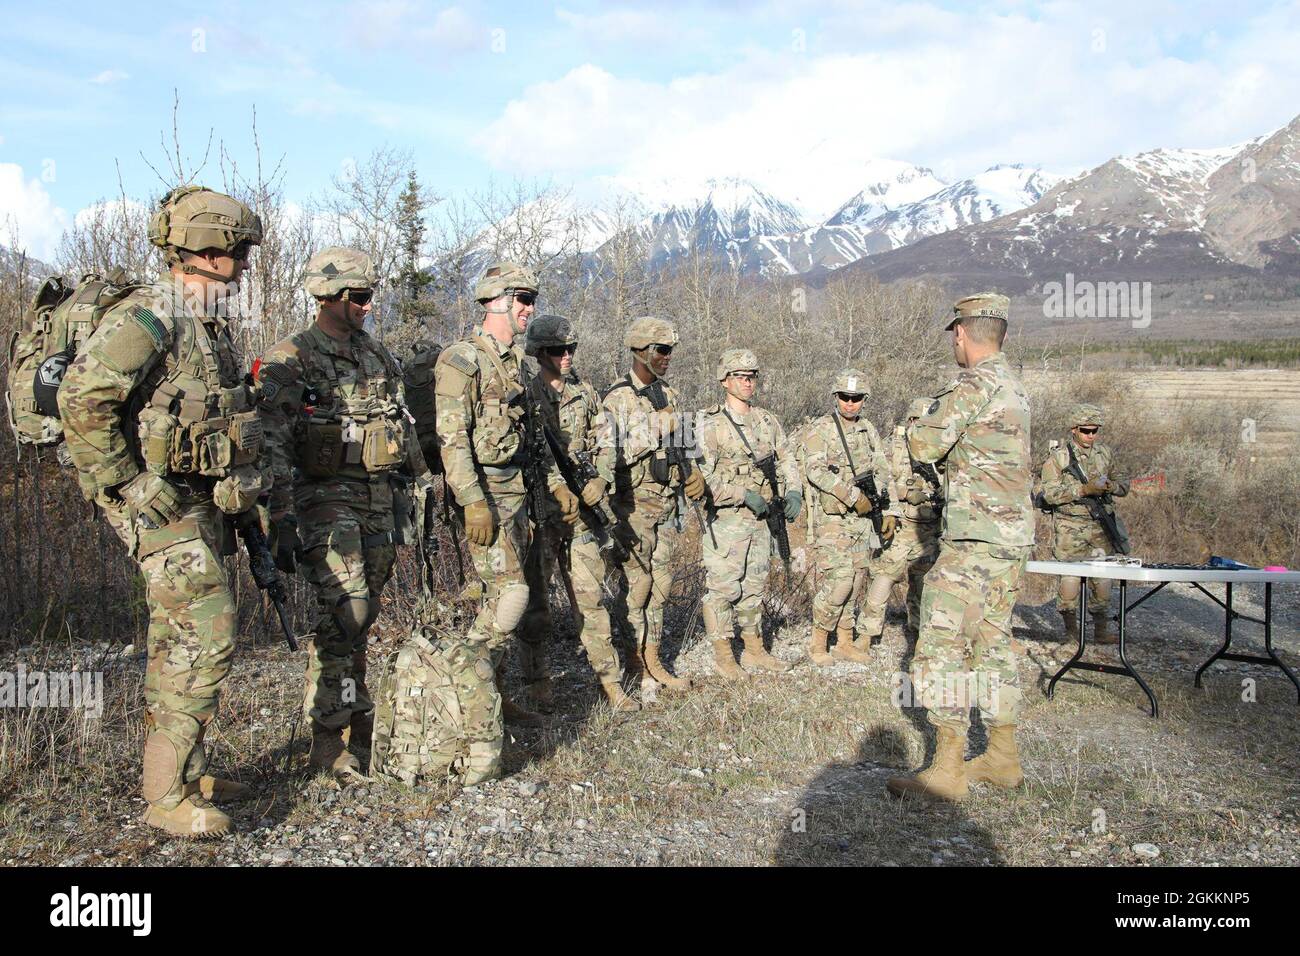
[58,186,265,833]
[803,404,890,640]
[906,331,1034,731]
[520,369,622,688]
[257,303,420,739]
[696,361,800,673]
[861,409,942,639]
[1036,404,1130,625]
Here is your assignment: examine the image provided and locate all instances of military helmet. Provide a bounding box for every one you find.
[304,246,377,299]
[717,348,759,382]
[148,185,263,258]
[624,316,679,351]
[832,368,870,397]
[946,291,1010,329]
[1071,402,1105,428]
[906,397,931,420]
[474,260,539,303]
[525,314,577,357]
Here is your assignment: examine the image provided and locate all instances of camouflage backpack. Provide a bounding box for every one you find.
[370,622,503,787]
[5,270,145,450]
[401,340,443,474]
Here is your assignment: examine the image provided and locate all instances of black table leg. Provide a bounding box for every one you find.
[1262,584,1300,703]
[1048,579,1158,716]
[1193,582,1300,704]
[1195,583,1234,689]
[1116,579,1158,717]
[1047,577,1086,700]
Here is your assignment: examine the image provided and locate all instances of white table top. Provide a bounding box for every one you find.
[1026,560,1300,584]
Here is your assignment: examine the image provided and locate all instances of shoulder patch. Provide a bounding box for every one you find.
[439,345,479,377]
[130,306,167,350]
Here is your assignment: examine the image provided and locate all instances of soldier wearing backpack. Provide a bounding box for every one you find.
[58,185,266,837]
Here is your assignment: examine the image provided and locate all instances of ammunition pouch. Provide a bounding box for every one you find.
[298,421,345,478]
[649,450,672,485]
[361,417,406,473]
[139,406,262,478]
[471,398,523,466]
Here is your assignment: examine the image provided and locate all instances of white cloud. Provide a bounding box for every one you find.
[0,163,71,262]
[475,3,1300,220]
[349,1,482,53]
[90,68,129,85]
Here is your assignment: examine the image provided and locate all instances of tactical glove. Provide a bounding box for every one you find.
[783,489,802,521]
[580,476,607,507]
[118,472,184,530]
[554,484,581,525]
[744,489,769,518]
[1080,480,1108,497]
[463,499,495,546]
[880,514,898,542]
[683,467,706,501]
[905,484,929,506]
[270,516,302,574]
[852,492,874,516]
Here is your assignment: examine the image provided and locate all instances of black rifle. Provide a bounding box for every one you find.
[907,449,944,508]
[645,379,715,547]
[236,514,297,651]
[720,407,790,574]
[518,363,552,533]
[833,413,891,550]
[1064,443,1130,555]
[540,420,627,561]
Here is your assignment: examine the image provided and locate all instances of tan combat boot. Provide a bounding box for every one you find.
[309,723,362,775]
[599,677,642,713]
[501,695,548,728]
[1059,609,1079,643]
[711,638,749,681]
[644,643,693,691]
[808,626,833,666]
[966,724,1024,789]
[143,782,233,837]
[831,625,871,664]
[886,726,969,802]
[740,627,790,673]
[197,775,253,803]
[1092,614,1118,645]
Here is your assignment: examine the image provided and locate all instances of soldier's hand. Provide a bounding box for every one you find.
[880,514,898,542]
[463,499,496,546]
[683,467,706,501]
[783,489,802,521]
[118,473,184,529]
[270,516,302,574]
[743,489,769,517]
[1080,480,1107,497]
[906,486,929,506]
[554,484,581,525]
[580,476,607,507]
[852,492,874,516]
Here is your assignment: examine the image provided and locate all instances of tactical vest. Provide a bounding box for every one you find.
[890,427,941,524]
[370,627,503,786]
[134,297,262,481]
[6,272,146,449]
[814,414,877,517]
[704,405,778,503]
[293,331,409,480]
[602,375,676,497]
[467,335,526,471]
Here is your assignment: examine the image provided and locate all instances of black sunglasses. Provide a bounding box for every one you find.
[544,344,577,357]
[346,289,374,306]
[1077,426,1099,435]
[512,291,537,306]
[836,392,866,402]
[649,344,673,356]
[230,241,253,262]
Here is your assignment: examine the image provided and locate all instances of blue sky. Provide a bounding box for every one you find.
[3,0,1300,259]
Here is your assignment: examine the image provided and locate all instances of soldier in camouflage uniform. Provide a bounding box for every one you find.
[696,349,801,679]
[887,293,1035,803]
[59,186,266,836]
[801,369,892,666]
[520,315,639,712]
[256,247,429,776]
[434,263,579,729]
[601,317,706,695]
[1036,403,1130,645]
[859,397,943,647]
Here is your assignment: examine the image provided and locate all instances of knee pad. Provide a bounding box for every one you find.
[1058,576,1082,602]
[494,583,530,636]
[627,573,653,609]
[332,596,371,642]
[828,575,855,607]
[866,574,894,606]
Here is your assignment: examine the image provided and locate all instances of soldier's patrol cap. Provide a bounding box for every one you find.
[625,316,679,351]
[1071,402,1105,427]
[946,292,1010,329]
[832,368,869,397]
[717,348,759,381]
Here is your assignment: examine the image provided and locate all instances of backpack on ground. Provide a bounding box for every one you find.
[6,269,144,450]
[369,622,502,787]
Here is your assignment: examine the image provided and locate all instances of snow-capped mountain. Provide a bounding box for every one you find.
[847,113,1300,289]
